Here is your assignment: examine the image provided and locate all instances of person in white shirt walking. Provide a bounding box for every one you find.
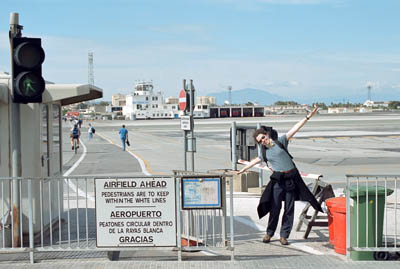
[88,123,95,140]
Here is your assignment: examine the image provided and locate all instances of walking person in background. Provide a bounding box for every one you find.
[88,123,95,140]
[236,106,322,245]
[119,125,129,151]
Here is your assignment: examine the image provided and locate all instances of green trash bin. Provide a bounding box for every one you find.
[349,185,393,260]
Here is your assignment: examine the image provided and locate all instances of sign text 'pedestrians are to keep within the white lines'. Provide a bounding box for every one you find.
[95,178,176,247]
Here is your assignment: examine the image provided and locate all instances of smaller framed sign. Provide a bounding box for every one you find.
[181,177,222,209]
[180,116,192,130]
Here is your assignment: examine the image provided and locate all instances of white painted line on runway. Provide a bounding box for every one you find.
[63,139,95,202]
[95,115,400,127]
[234,216,265,232]
[97,133,151,176]
[200,249,218,256]
[290,243,324,255]
[63,130,152,204]
[127,151,152,176]
[63,141,86,177]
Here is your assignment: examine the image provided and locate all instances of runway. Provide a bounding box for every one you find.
[63,112,400,185]
[56,112,400,263]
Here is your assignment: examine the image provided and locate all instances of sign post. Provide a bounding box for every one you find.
[180,79,196,171]
[188,80,195,171]
[181,80,188,171]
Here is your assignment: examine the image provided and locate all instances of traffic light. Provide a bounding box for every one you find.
[11,37,45,103]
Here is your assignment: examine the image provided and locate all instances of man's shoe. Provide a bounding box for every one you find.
[262,234,272,243]
[280,237,289,245]
[76,145,80,149]
[72,146,74,150]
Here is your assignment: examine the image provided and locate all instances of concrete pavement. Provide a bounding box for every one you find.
[2,115,399,268]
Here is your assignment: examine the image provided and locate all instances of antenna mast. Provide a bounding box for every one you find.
[365,81,373,101]
[228,85,232,105]
[367,84,371,101]
[88,52,94,85]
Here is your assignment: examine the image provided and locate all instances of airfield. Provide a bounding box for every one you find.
[52,111,400,267]
[64,112,400,183]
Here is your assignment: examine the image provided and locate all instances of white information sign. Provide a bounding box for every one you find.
[95,178,176,247]
[180,116,192,130]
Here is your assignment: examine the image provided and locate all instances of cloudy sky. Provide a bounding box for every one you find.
[1,0,400,101]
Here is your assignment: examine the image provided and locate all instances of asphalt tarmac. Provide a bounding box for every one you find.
[65,112,400,184]
[52,112,400,268]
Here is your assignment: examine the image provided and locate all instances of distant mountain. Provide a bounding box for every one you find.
[207,88,286,106]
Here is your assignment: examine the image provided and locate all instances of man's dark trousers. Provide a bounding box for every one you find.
[266,182,295,238]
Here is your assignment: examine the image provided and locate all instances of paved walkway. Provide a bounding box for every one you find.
[0,250,399,268]
[1,122,396,268]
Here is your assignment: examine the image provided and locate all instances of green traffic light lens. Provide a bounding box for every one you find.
[15,72,45,98]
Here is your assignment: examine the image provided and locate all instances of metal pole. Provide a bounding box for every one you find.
[176,177,182,261]
[257,123,263,187]
[28,180,34,263]
[221,177,226,245]
[184,130,188,171]
[10,12,22,248]
[182,79,187,171]
[346,175,350,259]
[189,80,195,172]
[229,175,234,261]
[231,122,237,171]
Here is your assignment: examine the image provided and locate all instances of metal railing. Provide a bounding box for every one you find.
[346,174,400,259]
[0,174,234,263]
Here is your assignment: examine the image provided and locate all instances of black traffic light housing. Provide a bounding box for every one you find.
[11,37,45,103]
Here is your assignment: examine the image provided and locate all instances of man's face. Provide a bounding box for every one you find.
[256,133,271,146]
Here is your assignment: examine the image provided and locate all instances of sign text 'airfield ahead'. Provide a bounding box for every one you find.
[95,178,176,247]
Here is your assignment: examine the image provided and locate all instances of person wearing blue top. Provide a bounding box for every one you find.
[119,125,129,151]
[236,106,321,246]
[70,124,81,150]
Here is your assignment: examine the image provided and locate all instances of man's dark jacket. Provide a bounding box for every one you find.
[257,169,323,219]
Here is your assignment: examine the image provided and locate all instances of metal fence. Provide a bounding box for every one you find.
[346,174,400,260]
[0,174,234,264]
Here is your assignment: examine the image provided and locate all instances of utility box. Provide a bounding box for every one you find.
[230,126,258,162]
[231,171,259,192]
[207,169,259,192]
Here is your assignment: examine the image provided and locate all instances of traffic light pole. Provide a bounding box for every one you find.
[9,12,22,247]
